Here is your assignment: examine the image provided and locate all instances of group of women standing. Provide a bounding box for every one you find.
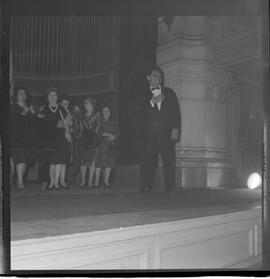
[10,87,119,190]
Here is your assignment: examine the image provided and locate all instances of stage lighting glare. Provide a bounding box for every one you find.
[247,172,262,190]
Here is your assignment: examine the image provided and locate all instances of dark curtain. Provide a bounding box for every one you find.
[118,16,157,165]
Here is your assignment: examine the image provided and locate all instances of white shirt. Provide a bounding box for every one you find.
[150,86,162,110]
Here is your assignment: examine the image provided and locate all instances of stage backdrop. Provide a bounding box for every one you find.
[10,15,119,115]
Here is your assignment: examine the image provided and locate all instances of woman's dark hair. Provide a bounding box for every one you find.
[13,87,31,105]
[101,106,112,121]
[146,65,165,85]
[45,87,58,103]
[146,65,164,76]
[102,106,111,114]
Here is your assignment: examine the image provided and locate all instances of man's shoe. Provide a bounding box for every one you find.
[166,188,175,194]
[145,187,151,193]
[139,187,151,193]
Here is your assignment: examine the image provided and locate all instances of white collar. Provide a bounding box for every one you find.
[150,85,161,91]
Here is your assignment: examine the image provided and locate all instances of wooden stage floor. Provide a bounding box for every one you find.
[11,187,261,241]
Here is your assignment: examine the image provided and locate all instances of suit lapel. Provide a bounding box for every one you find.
[147,89,155,110]
[159,87,166,113]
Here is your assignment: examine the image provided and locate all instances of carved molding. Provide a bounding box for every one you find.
[207,16,262,66]
[176,146,229,159]
[175,159,234,169]
[14,70,118,96]
[208,16,260,47]
[205,84,235,103]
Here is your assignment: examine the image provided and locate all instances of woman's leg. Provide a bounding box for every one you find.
[94,167,102,187]
[16,163,26,189]
[80,164,87,187]
[54,164,62,189]
[88,164,95,187]
[48,164,55,189]
[60,165,67,187]
[10,158,14,184]
[104,167,112,186]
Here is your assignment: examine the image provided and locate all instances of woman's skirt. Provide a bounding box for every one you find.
[50,129,71,164]
[95,139,115,168]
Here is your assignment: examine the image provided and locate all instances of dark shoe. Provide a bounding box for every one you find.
[139,187,151,193]
[166,188,175,194]
[79,181,86,188]
[60,182,68,188]
[42,182,48,191]
[145,187,151,193]
[17,184,25,190]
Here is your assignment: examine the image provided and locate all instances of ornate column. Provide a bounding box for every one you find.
[156,16,235,189]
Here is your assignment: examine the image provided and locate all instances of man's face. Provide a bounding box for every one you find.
[147,70,162,87]
[61,99,70,109]
[73,106,81,115]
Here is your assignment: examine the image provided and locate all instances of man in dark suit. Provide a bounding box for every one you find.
[140,66,181,193]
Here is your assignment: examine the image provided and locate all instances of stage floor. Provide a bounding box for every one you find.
[11,188,261,241]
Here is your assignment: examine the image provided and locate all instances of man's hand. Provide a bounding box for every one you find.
[151,93,165,104]
[171,128,179,141]
[108,134,116,141]
[29,105,35,114]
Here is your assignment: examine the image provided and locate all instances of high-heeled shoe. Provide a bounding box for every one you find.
[41,182,48,191]
[17,183,25,190]
[103,181,111,187]
[88,181,94,188]
[60,181,68,188]
[48,182,54,189]
[80,181,86,188]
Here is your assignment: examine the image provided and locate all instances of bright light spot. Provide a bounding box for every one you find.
[247,173,262,190]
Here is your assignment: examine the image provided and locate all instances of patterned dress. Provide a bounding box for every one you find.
[95,118,118,168]
[79,111,101,165]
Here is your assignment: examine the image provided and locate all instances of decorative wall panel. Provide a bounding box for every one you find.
[11,16,120,74]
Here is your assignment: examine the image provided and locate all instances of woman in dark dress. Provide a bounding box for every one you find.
[79,97,101,188]
[38,88,72,190]
[10,87,35,189]
[95,106,118,187]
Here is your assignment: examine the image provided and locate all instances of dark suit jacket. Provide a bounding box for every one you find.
[141,86,181,142]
